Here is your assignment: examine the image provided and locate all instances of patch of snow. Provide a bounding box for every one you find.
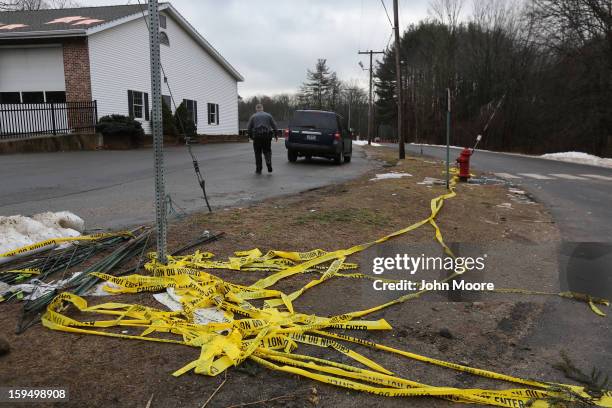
[540,152,612,169]
[354,140,382,146]
[496,203,513,209]
[411,143,612,169]
[370,172,412,181]
[417,177,445,186]
[0,211,84,255]
[410,142,465,150]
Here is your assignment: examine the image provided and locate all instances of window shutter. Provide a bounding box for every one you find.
[128,90,134,117]
[216,104,219,125]
[207,103,212,125]
[144,93,150,121]
[194,101,198,124]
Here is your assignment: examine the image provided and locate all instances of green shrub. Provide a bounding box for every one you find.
[96,114,145,148]
[162,100,178,137]
[96,114,144,138]
[174,101,197,138]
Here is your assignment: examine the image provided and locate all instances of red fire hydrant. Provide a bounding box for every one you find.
[456,147,473,181]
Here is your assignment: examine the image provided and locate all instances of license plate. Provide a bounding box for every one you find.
[306,135,317,141]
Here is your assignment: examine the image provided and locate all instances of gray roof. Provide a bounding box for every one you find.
[0,4,151,33]
[0,3,244,82]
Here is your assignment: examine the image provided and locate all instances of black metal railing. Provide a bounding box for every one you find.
[0,101,98,140]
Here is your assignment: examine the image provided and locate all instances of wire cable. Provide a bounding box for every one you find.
[380,0,394,29]
[135,0,212,212]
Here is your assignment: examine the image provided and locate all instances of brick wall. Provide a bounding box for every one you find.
[63,38,92,102]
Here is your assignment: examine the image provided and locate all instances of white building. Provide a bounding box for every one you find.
[0,3,243,136]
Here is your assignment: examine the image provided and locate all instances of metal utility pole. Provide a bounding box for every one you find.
[148,0,167,263]
[358,50,384,145]
[393,0,404,159]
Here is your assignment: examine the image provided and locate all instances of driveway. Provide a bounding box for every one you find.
[0,142,374,229]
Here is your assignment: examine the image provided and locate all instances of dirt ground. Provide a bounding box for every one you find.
[3,146,603,408]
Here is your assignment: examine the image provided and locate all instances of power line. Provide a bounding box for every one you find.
[380,0,394,29]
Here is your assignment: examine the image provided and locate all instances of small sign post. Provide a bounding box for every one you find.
[446,88,451,190]
[148,0,167,263]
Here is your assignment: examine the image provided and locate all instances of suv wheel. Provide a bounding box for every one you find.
[288,150,298,162]
[334,150,344,165]
[344,154,351,163]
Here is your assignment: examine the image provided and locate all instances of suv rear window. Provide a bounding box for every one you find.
[291,111,337,129]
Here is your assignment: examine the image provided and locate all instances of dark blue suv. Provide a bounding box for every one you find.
[284,110,352,164]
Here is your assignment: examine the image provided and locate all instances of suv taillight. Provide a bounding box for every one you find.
[284,129,289,139]
[334,131,341,141]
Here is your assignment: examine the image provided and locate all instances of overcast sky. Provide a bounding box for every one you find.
[84,0,433,97]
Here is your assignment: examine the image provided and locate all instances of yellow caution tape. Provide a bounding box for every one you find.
[0,268,41,275]
[0,231,133,258]
[40,173,611,406]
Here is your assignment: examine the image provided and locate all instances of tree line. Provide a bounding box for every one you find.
[375,0,611,156]
[0,0,78,10]
[239,59,370,138]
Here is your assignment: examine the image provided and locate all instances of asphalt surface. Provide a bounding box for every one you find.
[402,144,612,242]
[0,142,374,229]
[399,143,612,374]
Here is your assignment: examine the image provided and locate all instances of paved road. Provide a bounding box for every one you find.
[0,142,374,229]
[401,144,612,242]
[398,143,612,374]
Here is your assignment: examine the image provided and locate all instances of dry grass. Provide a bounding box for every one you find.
[166,146,560,259]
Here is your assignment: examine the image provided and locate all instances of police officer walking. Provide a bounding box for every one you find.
[247,104,278,174]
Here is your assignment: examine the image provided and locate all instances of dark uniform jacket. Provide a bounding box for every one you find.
[247,111,278,139]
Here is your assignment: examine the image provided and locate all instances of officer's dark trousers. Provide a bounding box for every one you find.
[253,136,272,172]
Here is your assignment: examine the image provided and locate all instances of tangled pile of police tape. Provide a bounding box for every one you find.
[3,172,611,407]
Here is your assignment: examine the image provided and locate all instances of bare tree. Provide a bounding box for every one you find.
[0,0,79,11]
[429,0,465,34]
[528,0,611,52]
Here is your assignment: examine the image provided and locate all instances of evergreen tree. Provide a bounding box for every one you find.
[162,100,178,137]
[298,59,339,110]
[174,101,197,138]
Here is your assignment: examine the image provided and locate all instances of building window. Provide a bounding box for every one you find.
[0,92,21,104]
[159,14,167,29]
[160,31,170,46]
[22,91,45,103]
[0,91,67,104]
[128,90,150,120]
[184,99,198,124]
[207,103,219,125]
[45,91,66,103]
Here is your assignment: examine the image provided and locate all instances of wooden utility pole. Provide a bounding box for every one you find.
[345,87,359,131]
[393,0,404,159]
[358,50,384,145]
